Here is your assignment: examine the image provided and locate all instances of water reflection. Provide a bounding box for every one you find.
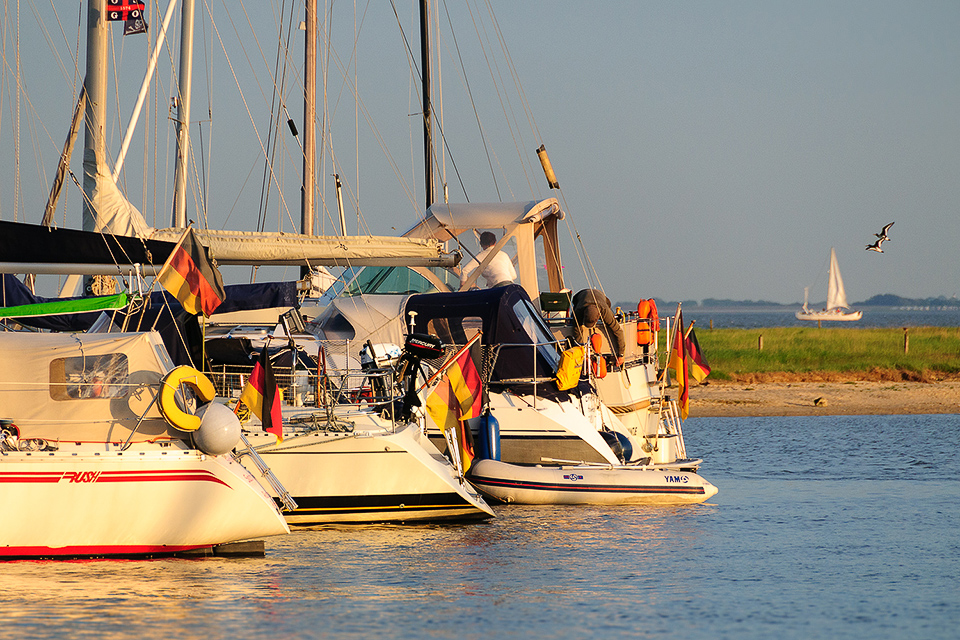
[4,415,957,639]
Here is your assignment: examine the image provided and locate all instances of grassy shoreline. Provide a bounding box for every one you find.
[691,326,960,381]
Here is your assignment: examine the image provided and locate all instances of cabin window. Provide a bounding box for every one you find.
[511,299,561,371]
[424,316,483,346]
[49,354,129,401]
[342,266,433,296]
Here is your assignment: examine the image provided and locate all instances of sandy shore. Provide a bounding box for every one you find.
[688,380,960,417]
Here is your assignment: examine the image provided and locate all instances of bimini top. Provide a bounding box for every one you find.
[404,285,561,383]
[404,199,563,241]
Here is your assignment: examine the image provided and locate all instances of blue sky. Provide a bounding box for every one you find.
[2,1,958,304]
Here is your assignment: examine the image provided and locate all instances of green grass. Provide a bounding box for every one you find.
[692,327,960,380]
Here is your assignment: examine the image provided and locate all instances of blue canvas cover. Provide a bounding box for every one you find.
[404,285,562,384]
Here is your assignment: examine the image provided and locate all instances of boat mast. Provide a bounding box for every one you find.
[419,0,434,210]
[300,0,317,278]
[172,0,196,228]
[81,0,108,234]
[301,0,317,239]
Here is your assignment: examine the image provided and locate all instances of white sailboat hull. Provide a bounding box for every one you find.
[795,309,863,321]
[0,450,290,559]
[239,422,494,524]
[467,459,718,505]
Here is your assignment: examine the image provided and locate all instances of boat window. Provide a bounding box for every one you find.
[340,266,458,297]
[341,267,431,296]
[317,310,356,341]
[49,354,129,401]
[424,316,483,346]
[512,299,561,370]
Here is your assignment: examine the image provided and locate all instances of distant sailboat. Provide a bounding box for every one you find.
[796,248,863,321]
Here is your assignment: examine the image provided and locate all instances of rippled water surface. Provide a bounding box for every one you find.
[1,414,958,639]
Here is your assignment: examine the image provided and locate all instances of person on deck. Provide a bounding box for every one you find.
[572,288,625,367]
[460,231,518,289]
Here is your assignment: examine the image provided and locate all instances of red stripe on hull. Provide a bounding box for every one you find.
[0,470,230,487]
[0,544,209,559]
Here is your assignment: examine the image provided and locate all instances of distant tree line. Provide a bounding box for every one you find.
[613,294,960,310]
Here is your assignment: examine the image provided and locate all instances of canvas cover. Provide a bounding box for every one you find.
[402,199,564,301]
[0,332,178,443]
[404,285,561,383]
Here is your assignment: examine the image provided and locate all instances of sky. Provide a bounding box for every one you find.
[1,1,958,305]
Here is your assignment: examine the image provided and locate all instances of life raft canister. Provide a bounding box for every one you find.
[637,299,657,345]
[158,366,217,432]
[591,354,607,379]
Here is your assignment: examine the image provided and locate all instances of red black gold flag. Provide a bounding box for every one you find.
[157,228,226,317]
[685,326,712,383]
[426,342,482,472]
[239,346,283,442]
[667,310,690,419]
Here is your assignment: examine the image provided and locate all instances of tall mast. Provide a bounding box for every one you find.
[300,0,318,277]
[419,0,434,210]
[172,0,196,228]
[81,0,108,233]
[302,1,317,236]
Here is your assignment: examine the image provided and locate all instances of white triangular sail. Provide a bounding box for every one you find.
[826,247,849,311]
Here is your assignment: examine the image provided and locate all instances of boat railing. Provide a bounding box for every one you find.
[207,362,402,410]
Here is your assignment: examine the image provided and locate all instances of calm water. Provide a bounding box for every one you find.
[1,414,957,640]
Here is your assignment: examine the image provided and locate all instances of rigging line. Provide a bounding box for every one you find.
[269,2,304,230]
[63,170,149,273]
[200,0,214,221]
[253,0,296,234]
[14,0,21,222]
[232,0,308,236]
[321,33,419,217]
[24,0,77,88]
[459,0,524,200]
[483,0,544,146]
[389,0,471,207]
[474,0,538,198]
[559,191,604,294]
[429,0,485,202]
[207,2,294,235]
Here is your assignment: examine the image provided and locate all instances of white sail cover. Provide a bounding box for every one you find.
[826,247,849,311]
[149,228,452,266]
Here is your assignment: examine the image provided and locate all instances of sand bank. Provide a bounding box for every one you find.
[688,380,960,417]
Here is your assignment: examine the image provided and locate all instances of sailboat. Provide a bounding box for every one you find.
[796,248,863,321]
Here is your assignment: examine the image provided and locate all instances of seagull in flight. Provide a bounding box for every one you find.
[875,222,894,242]
[866,238,885,253]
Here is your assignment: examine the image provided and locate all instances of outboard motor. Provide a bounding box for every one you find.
[600,430,633,464]
[396,333,444,422]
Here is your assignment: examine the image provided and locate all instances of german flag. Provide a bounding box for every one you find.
[667,310,690,420]
[239,345,283,442]
[685,326,711,383]
[156,228,225,317]
[426,342,482,472]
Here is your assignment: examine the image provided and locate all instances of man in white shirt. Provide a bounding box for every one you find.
[460,231,518,289]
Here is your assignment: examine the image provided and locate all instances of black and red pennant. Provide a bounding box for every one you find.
[106,1,145,22]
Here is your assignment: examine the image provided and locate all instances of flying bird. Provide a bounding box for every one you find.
[875,221,894,242]
[865,238,885,253]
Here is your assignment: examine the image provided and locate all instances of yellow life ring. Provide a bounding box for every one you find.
[158,366,216,432]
